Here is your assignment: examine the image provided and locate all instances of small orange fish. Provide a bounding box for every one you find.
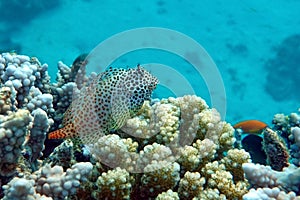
[233,120,268,134]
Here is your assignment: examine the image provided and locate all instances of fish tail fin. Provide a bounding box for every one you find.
[48,123,76,139]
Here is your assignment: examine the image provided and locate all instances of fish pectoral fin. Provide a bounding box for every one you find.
[48,123,76,139]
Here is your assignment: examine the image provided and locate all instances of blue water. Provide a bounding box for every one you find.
[1,0,299,124]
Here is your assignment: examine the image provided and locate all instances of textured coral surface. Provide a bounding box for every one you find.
[0,53,299,200]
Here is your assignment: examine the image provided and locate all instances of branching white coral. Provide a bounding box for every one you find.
[243,187,299,200]
[24,108,53,170]
[33,162,92,199]
[243,163,300,193]
[292,127,300,148]
[0,109,32,176]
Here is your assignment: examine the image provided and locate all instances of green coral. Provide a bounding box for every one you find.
[201,160,249,199]
[156,189,179,200]
[138,162,180,198]
[177,145,199,171]
[92,167,133,200]
[195,188,226,200]
[178,171,205,199]
[221,149,251,182]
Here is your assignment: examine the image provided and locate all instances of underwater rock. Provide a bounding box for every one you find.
[271,111,300,166]
[242,134,267,165]
[262,127,289,171]
[264,34,300,101]
[0,0,62,25]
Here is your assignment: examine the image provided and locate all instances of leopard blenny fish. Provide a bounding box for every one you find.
[48,65,159,144]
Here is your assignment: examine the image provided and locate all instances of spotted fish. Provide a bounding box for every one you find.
[48,65,159,144]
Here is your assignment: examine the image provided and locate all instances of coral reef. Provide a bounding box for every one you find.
[271,110,300,166]
[71,95,249,199]
[0,109,32,177]
[178,171,205,199]
[292,127,300,148]
[243,187,300,200]
[0,52,84,196]
[24,108,53,171]
[156,189,179,200]
[243,110,300,199]
[2,162,92,200]
[91,167,133,199]
[262,127,290,171]
[243,163,300,197]
[1,52,300,199]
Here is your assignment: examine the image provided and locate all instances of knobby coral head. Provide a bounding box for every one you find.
[48,65,159,145]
